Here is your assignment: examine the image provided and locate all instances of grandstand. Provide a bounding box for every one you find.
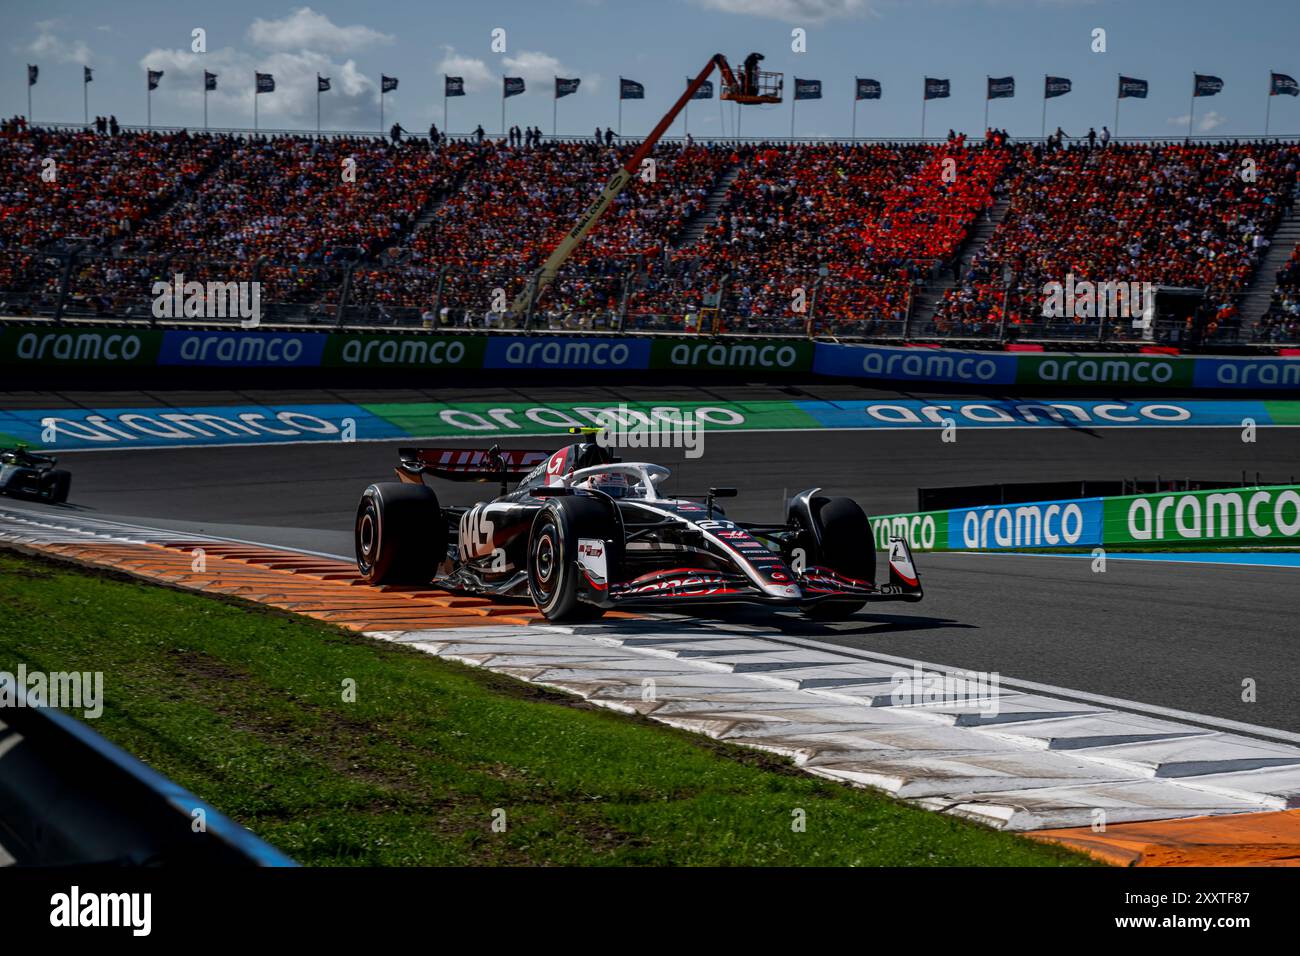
[2,118,1297,348]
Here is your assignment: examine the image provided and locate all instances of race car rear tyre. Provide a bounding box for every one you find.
[355,482,445,585]
[527,497,612,623]
[801,496,874,620]
[45,469,71,504]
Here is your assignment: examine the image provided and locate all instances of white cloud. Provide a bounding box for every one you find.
[434,46,494,93]
[691,0,872,22]
[502,50,590,93]
[1166,110,1226,132]
[140,46,380,126]
[247,7,393,53]
[26,20,94,64]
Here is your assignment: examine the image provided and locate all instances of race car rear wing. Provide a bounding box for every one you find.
[397,447,552,485]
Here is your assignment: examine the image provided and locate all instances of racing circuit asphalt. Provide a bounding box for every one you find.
[6,384,1300,736]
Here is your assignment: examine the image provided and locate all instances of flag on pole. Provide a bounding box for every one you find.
[256,72,275,94]
[1118,76,1148,98]
[987,76,1015,99]
[691,79,714,99]
[381,75,398,93]
[793,78,822,100]
[205,71,218,91]
[148,69,164,91]
[445,76,465,96]
[555,77,580,98]
[855,78,881,100]
[84,66,93,84]
[1193,74,1224,97]
[503,76,525,97]
[1271,72,1299,96]
[27,65,38,86]
[619,78,644,99]
[317,75,330,92]
[924,77,950,99]
[1045,76,1072,98]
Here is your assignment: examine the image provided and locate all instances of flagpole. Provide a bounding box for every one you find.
[1114,75,1120,139]
[254,73,258,131]
[984,77,989,134]
[1188,73,1195,141]
[1265,72,1272,136]
[618,87,622,137]
[1041,76,1047,140]
[921,84,927,140]
[147,87,151,128]
[501,76,506,137]
[27,70,32,123]
[84,72,88,126]
[204,77,208,131]
[380,89,384,133]
[852,93,858,140]
[790,94,795,137]
[684,79,689,136]
[553,79,558,137]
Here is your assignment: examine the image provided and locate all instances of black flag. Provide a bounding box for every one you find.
[503,76,525,98]
[987,76,1015,99]
[317,75,330,92]
[147,69,163,91]
[1045,76,1071,98]
[793,78,822,100]
[1272,72,1300,97]
[445,76,465,97]
[555,77,580,98]
[256,72,275,94]
[855,78,881,100]
[27,65,38,87]
[690,79,714,100]
[205,71,218,92]
[84,66,93,84]
[1193,74,1224,97]
[1118,76,1148,98]
[924,77,950,100]
[620,78,644,99]
[381,75,398,93]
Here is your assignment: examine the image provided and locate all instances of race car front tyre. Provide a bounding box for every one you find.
[45,469,71,504]
[355,482,445,585]
[802,495,874,620]
[527,497,610,622]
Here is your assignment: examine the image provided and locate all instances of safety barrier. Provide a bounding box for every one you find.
[871,484,1300,552]
[0,673,296,866]
[3,325,1300,390]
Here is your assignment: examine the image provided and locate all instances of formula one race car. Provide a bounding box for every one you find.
[354,431,921,622]
[0,444,71,504]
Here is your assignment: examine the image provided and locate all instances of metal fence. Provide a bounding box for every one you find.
[1,247,1289,347]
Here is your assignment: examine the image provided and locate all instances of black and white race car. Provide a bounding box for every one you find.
[0,445,72,504]
[354,431,921,622]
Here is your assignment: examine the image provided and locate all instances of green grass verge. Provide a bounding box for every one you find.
[0,548,1094,867]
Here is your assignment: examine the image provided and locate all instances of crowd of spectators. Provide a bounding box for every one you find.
[650,140,1009,333]
[3,122,1299,344]
[1256,241,1300,342]
[934,140,1299,339]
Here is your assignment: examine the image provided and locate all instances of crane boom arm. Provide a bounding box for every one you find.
[510,54,732,316]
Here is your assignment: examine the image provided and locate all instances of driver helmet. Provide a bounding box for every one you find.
[579,471,633,498]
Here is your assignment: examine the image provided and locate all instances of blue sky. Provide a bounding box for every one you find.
[5,0,1299,139]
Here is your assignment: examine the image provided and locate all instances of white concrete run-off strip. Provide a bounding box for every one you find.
[369,622,1300,832]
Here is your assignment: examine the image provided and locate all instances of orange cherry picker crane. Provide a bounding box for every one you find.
[510,52,782,319]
